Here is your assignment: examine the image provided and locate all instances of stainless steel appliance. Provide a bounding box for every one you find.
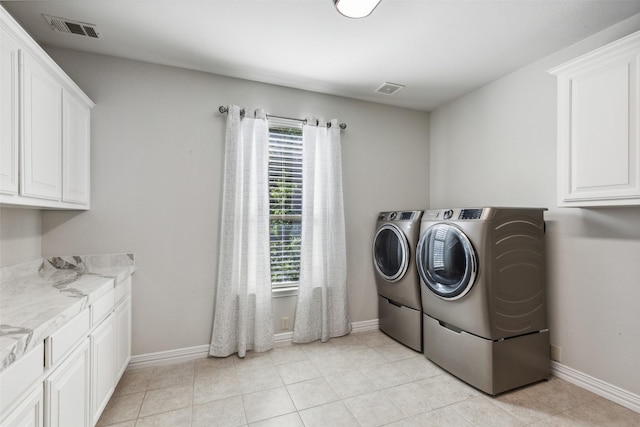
[373,210,424,352]
[417,207,549,394]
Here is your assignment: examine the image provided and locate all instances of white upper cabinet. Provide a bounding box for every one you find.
[0,6,94,209]
[0,25,20,195]
[549,31,640,207]
[21,52,63,200]
[62,89,91,205]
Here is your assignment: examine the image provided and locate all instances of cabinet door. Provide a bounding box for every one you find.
[115,295,132,380]
[0,26,20,195]
[0,343,44,416]
[21,52,62,200]
[62,90,90,205]
[44,339,90,427]
[90,314,116,425]
[564,57,639,203]
[0,386,43,427]
[551,31,640,206]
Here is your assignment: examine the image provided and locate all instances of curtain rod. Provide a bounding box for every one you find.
[218,106,347,130]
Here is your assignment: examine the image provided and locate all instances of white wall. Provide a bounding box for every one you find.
[40,48,430,356]
[0,208,41,267]
[430,15,640,396]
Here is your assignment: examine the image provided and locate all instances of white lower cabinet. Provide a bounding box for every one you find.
[1,387,43,427]
[115,294,132,380]
[0,278,132,427]
[90,313,116,426]
[0,343,44,418]
[44,339,90,427]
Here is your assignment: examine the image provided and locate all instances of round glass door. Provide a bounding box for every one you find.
[373,224,409,282]
[416,223,477,299]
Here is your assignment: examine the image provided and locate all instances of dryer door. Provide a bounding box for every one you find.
[417,223,477,299]
[373,223,409,282]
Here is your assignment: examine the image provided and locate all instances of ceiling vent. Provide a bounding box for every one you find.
[43,14,101,39]
[375,82,405,95]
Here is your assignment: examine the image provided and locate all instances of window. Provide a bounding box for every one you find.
[268,118,303,289]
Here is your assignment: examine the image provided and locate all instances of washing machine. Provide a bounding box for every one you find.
[373,210,423,352]
[417,207,549,394]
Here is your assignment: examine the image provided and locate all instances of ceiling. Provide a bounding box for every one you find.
[3,0,640,111]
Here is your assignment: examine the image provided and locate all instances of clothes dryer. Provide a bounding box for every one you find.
[416,207,549,394]
[373,210,423,352]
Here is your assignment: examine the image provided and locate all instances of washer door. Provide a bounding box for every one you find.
[416,223,477,299]
[373,224,409,282]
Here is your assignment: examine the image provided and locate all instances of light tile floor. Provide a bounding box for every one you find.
[98,330,640,427]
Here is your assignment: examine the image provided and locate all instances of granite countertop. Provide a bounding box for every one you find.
[0,254,136,373]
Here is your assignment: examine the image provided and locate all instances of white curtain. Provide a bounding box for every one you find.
[293,118,351,343]
[209,105,274,357]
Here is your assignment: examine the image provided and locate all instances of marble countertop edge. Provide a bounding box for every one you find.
[0,275,116,372]
[0,254,136,373]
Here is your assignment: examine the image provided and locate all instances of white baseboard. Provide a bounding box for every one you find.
[128,319,381,370]
[273,319,380,345]
[551,361,640,413]
[128,345,210,370]
[351,318,380,333]
[274,331,293,344]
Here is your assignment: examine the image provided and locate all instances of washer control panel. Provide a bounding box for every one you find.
[378,211,423,221]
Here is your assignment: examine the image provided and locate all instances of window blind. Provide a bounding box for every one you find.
[268,118,303,287]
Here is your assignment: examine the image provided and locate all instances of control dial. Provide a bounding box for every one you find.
[443,209,454,220]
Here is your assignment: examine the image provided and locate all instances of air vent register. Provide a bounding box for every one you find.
[43,14,100,39]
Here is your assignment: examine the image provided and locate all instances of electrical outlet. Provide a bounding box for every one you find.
[550,345,562,362]
[281,317,290,330]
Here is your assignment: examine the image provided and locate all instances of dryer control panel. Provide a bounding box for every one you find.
[459,209,483,219]
[424,208,485,221]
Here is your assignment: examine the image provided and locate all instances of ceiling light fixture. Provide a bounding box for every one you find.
[334,0,381,19]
